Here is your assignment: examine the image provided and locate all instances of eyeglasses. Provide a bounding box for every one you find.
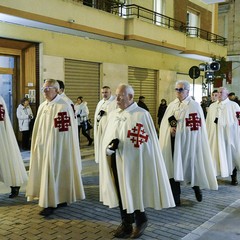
[41,86,56,92]
[175,88,185,92]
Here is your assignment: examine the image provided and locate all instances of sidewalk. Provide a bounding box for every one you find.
[0,148,240,239]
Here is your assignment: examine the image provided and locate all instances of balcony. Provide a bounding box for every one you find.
[80,1,227,46]
[0,0,227,60]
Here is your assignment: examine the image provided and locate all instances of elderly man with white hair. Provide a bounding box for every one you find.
[160,80,218,206]
[26,79,85,216]
[99,84,175,239]
[206,87,240,185]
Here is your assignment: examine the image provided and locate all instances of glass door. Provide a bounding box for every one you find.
[0,56,14,122]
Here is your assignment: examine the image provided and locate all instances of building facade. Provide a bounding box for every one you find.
[0,0,227,140]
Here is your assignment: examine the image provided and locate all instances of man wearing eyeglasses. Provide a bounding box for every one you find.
[159,80,218,206]
[26,79,85,216]
[206,87,240,186]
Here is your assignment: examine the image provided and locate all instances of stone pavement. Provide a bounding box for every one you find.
[1,146,240,240]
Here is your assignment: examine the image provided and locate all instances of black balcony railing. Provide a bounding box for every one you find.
[79,1,227,46]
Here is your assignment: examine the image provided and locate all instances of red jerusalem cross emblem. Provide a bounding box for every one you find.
[127,123,149,148]
[185,113,201,131]
[54,112,71,132]
[0,104,5,121]
[236,112,240,125]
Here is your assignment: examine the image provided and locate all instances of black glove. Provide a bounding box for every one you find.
[168,115,177,127]
[98,110,105,117]
[106,139,119,156]
[108,139,119,150]
[97,110,106,122]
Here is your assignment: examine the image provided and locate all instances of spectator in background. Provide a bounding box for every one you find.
[75,96,93,146]
[0,95,28,198]
[137,96,149,111]
[158,99,167,127]
[200,96,208,119]
[228,92,240,106]
[16,97,33,150]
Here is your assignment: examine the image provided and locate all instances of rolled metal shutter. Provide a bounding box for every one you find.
[64,59,100,123]
[128,66,157,124]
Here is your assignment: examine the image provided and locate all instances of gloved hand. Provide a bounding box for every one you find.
[106,138,119,156]
[98,110,105,117]
[97,110,106,122]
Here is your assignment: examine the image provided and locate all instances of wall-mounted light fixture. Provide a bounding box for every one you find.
[68,19,75,23]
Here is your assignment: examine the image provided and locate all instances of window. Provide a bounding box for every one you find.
[187,9,200,37]
[154,0,166,25]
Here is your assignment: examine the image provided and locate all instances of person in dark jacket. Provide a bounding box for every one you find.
[137,96,149,111]
[157,99,167,127]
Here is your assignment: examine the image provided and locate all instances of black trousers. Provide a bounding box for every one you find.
[22,130,30,150]
[111,153,147,226]
[78,125,92,142]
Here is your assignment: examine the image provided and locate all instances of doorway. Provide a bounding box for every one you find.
[0,55,15,122]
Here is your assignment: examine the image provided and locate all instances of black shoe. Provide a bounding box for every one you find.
[192,186,202,202]
[231,176,238,186]
[88,138,93,146]
[130,221,148,239]
[39,207,55,216]
[57,202,68,208]
[113,223,133,238]
[9,186,20,198]
[231,168,238,185]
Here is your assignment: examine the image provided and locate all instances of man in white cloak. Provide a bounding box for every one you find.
[99,84,175,239]
[26,79,85,216]
[206,87,240,185]
[159,80,218,206]
[94,85,116,163]
[0,95,28,198]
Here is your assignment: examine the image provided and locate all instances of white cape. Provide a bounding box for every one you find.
[26,95,85,208]
[94,95,116,163]
[0,96,28,186]
[206,98,240,177]
[159,96,218,190]
[99,102,175,213]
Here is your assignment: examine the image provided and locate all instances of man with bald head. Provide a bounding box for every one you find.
[206,87,240,185]
[99,84,175,239]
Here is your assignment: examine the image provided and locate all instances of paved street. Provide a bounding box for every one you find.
[0,146,240,240]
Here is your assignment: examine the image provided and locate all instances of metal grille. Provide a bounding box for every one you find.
[64,59,100,123]
[128,66,157,124]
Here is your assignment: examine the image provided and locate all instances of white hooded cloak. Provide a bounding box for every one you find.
[99,102,175,213]
[159,96,218,190]
[94,95,116,163]
[206,98,240,177]
[0,96,28,186]
[26,95,85,208]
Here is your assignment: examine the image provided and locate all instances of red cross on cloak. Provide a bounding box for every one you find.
[54,112,71,132]
[185,113,201,131]
[236,112,240,126]
[127,123,149,148]
[0,104,5,121]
